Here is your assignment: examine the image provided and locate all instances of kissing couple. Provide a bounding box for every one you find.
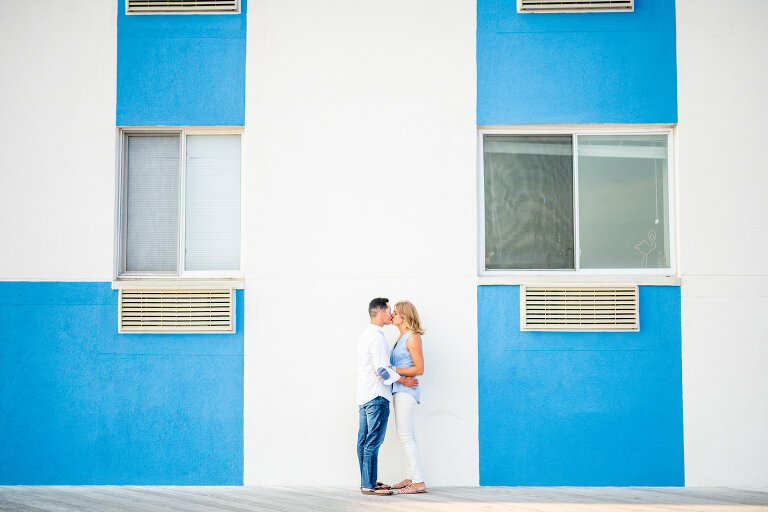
[356,297,427,496]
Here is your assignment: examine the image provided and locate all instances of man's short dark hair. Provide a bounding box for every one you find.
[368,297,389,319]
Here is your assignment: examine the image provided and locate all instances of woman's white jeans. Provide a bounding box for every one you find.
[393,392,424,482]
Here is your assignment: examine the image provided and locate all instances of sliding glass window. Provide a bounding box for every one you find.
[482,131,672,272]
[118,130,241,277]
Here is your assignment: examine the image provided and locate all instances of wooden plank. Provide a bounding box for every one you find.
[73,486,199,512]
[0,486,91,512]
[0,496,51,512]
[179,487,299,512]
[78,486,215,512]
[120,487,258,512]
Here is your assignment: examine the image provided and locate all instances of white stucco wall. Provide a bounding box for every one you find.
[5,0,764,490]
[0,0,117,281]
[242,0,478,486]
[677,0,768,486]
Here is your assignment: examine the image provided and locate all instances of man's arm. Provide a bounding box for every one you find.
[376,366,418,388]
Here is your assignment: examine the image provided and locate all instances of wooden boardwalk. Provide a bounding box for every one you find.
[1,486,767,512]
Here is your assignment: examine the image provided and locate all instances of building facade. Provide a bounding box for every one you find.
[1,0,766,487]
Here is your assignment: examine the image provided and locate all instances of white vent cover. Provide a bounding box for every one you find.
[518,0,634,13]
[127,0,239,14]
[119,289,234,333]
[521,285,639,331]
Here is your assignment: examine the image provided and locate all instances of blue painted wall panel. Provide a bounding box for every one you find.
[0,282,243,484]
[478,285,684,486]
[116,0,246,126]
[477,0,677,124]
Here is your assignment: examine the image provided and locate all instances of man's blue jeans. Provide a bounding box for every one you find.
[357,396,390,489]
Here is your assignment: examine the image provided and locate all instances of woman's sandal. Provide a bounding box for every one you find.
[373,482,391,490]
[390,479,412,489]
[397,483,427,494]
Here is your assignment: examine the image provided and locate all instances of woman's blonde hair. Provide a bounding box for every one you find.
[394,300,425,335]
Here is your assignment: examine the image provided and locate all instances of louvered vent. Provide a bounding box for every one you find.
[518,0,633,13]
[127,0,239,14]
[521,285,639,331]
[119,289,234,333]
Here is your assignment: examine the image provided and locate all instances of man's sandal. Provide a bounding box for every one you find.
[390,479,412,489]
[360,482,391,491]
[397,483,427,494]
[361,488,393,496]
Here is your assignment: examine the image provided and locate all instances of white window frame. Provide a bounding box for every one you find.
[115,127,244,280]
[478,125,677,277]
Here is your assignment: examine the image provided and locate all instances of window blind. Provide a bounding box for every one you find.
[184,134,241,271]
[484,135,574,270]
[125,135,180,273]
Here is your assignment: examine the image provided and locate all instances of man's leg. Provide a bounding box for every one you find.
[357,404,369,488]
[362,396,390,489]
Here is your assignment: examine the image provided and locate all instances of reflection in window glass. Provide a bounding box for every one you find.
[577,135,669,269]
[484,135,574,269]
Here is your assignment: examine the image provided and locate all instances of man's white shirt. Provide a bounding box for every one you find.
[356,324,400,406]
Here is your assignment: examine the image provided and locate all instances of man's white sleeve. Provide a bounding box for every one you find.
[372,336,400,385]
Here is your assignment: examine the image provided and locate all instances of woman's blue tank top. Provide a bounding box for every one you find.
[391,332,421,404]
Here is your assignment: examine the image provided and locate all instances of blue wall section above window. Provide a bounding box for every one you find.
[116,0,246,126]
[0,282,244,485]
[477,285,684,486]
[477,0,678,124]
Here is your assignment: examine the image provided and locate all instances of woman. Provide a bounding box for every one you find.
[389,300,427,494]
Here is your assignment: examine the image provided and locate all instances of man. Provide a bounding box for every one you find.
[357,297,418,496]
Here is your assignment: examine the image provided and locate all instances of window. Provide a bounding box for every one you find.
[117,130,241,277]
[481,129,673,273]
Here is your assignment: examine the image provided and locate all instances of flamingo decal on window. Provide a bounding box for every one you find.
[633,229,657,268]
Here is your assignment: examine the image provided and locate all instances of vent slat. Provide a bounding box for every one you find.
[119,288,234,333]
[525,290,636,294]
[526,312,638,315]
[518,0,633,12]
[521,285,639,331]
[120,322,233,327]
[527,322,638,326]
[526,302,637,306]
[119,325,232,331]
[121,309,232,313]
[121,302,231,306]
[127,0,238,13]
[122,323,232,326]
[122,322,232,326]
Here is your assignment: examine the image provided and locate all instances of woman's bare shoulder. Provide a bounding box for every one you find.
[406,332,422,347]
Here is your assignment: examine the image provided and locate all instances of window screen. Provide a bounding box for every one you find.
[483,135,574,270]
[124,135,180,273]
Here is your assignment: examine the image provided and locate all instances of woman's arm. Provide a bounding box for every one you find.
[394,333,424,377]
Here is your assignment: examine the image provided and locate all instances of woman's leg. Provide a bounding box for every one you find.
[393,392,424,485]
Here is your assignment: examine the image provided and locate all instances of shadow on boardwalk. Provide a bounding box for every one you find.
[1,486,767,511]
